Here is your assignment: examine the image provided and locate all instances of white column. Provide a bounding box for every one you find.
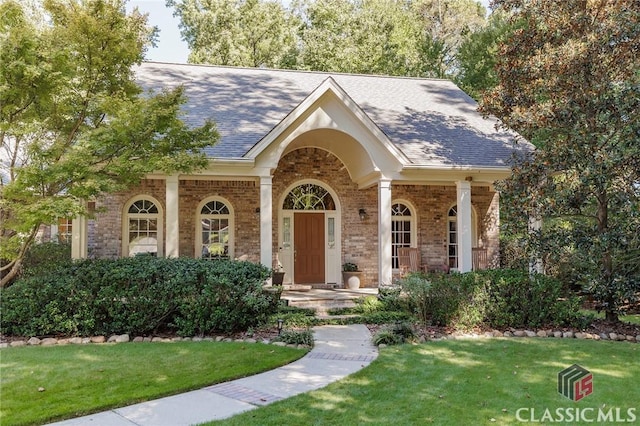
[456,180,473,272]
[165,175,180,258]
[378,179,392,286]
[260,176,273,268]
[71,215,87,259]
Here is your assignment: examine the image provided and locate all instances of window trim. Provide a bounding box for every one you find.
[122,195,164,257]
[195,196,235,260]
[391,199,417,270]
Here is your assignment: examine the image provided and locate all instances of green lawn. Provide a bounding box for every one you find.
[0,342,306,426]
[210,338,639,426]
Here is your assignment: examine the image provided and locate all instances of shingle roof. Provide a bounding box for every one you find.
[134,62,531,168]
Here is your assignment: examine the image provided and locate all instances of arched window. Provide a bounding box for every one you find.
[391,202,415,269]
[283,183,336,210]
[124,197,163,257]
[447,205,478,269]
[197,198,233,259]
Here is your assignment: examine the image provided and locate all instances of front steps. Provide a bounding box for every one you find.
[281,288,378,316]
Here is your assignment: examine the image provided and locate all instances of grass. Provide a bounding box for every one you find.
[209,338,639,426]
[0,341,306,426]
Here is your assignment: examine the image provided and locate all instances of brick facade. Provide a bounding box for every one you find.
[85,147,500,287]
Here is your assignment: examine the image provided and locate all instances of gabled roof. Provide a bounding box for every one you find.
[134,62,531,169]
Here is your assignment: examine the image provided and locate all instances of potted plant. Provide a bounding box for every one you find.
[272,259,285,286]
[342,262,363,289]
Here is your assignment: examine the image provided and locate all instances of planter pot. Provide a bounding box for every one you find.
[272,272,285,286]
[342,271,363,289]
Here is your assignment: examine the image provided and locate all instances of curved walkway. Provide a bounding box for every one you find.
[49,324,377,426]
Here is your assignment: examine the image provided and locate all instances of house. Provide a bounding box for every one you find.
[68,62,531,287]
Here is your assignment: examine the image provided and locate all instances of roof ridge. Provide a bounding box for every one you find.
[141,61,454,83]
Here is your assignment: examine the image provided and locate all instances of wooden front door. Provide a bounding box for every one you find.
[294,212,325,284]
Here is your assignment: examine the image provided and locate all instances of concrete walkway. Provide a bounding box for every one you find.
[49,324,377,426]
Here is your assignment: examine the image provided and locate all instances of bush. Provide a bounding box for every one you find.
[397,269,585,331]
[0,257,278,337]
[273,329,314,346]
[372,321,416,346]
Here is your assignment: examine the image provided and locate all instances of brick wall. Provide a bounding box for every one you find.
[87,149,500,285]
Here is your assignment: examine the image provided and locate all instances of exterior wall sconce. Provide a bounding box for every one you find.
[277,318,284,335]
[359,208,367,220]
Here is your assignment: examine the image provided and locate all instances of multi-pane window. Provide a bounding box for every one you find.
[57,218,73,243]
[448,206,458,269]
[127,199,160,256]
[283,183,336,210]
[200,200,231,259]
[391,203,412,269]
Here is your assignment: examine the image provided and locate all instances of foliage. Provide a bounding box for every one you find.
[0,0,219,287]
[481,0,640,321]
[398,270,585,330]
[0,258,277,336]
[169,0,298,67]
[342,262,358,272]
[170,0,490,78]
[20,241,72,278]
[272,328,314,346]
[372,321,416,346]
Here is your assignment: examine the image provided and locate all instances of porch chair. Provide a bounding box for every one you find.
[398,247,423,277]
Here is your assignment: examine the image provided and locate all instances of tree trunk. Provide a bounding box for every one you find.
[597,193,618,323]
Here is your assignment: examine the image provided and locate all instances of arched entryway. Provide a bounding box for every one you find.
[278,180,341,285]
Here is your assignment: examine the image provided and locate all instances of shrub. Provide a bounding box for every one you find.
[372,321,416,346]
[397,269,585,330]
[273,329,314,346]
[0,257,278,337]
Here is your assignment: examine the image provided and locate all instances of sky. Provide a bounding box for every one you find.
[128,0,492,64]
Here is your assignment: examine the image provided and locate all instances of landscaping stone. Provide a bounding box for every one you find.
[492,330,503,337]
[116,334,130,343]
[636,335,640,342]
[151,337,164,343]
[182,337,192,341]
[143,337,153,343]
[575,332,585,339]
[599,333,609,340]
[524,330,536,338]
[203,337,214,342]
[91,336,106,344]
[215,336,224,342]
[10,340,26,347]
[27,337,41,345]
[563,331,574,339]
[272,341,287,346]
[609,333,618,341]
[108,335,118,343]
[536,330,547,337]
[234,338,244,343]
[626,335,635,342]
[513,330,525,337]
[69,337,83,344]
[553,331,563,338]
[133,337,144,343]
[503,331,513,337]
[192,337,203,342]
[41,338,58,346]
[58,338,70,345]
[0,343,8,349]
[171,337,182,342]
[245,338,257,344]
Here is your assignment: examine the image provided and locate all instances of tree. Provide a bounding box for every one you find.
[455,10,512,99]
[168,0,298,67]
[410,0,487,78]
[0,0,219,287]
[480,0,640,321]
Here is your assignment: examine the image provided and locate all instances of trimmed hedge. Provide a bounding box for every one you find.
[1,257,279,337]
[399,269,585,331]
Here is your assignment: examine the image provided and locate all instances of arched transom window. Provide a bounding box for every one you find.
[392,202,414,269]
[283,183,336,210]
[125,198,162,257]
[198,199,233,259]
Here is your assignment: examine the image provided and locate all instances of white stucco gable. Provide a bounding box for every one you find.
[246,77,409,187]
